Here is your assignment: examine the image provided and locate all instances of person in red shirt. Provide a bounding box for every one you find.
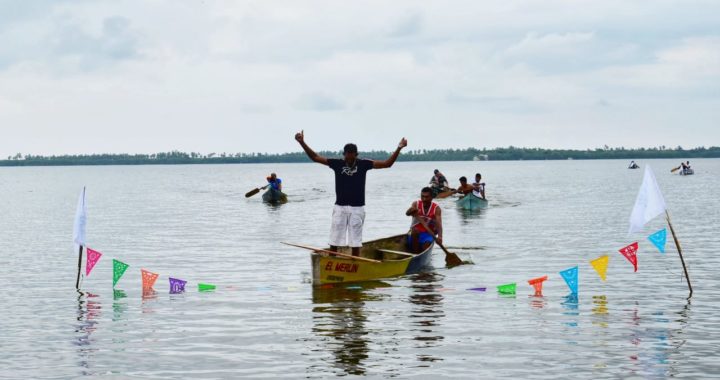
[406,187,443,253]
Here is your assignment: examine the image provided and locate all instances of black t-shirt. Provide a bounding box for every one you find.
[327,158,374,206]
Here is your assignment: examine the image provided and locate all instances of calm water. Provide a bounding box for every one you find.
[1,159,719,379]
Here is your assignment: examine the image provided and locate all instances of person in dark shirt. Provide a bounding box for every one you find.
[295,130,408,256]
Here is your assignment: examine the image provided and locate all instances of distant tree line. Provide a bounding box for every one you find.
[1,146,718,167]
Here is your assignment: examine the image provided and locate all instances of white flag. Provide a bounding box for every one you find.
[629,166,666,234]
[73,187,87,246]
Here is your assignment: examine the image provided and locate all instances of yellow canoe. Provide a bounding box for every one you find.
[311,234,434,285]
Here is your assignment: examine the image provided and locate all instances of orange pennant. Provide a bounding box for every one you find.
[141,269,159,290]
[527,276,548,296]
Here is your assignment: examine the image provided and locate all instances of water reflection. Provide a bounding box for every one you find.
[310,282,390,376]
[456,207,487,224]
[591,295,609,328]
[75,291,101,375]
[113,289,128,321]
[561,294,579,328]
[407,272,446,363]
[142,289,158,314]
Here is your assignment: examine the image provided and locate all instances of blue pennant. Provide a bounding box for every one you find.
[559,266,579,295]
[648,228,667,254]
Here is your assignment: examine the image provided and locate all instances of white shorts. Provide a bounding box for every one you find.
[329,205,365,248]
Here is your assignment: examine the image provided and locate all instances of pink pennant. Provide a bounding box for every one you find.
[85,248,102,276]
[618,242,639,272]
[141,269,159,290]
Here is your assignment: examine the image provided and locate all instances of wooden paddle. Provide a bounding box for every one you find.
[281,242,381,263]
[436,189,456,199]
[245,184,269,198]
[413,213,464,267]
[670,166,681,173]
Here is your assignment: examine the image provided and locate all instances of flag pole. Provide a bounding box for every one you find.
[75,245,83,289]
[665,210,692,298]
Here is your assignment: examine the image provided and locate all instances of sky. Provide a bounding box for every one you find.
[1,0,719,157]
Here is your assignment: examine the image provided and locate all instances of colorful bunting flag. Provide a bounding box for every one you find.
[648,229,667,254]
[112,259,129,287]
[169,277,187,294]
[618,242,639,272]
[467,287,487,292]
[85,248,102,276]
[559,266,579,294]
[141,269,159,290]
[497,283,516,295]
[590,255,609,281]
[198,283,216,292]
[73,187,87,246]
[527,276,548,296]
[628,166,666,234]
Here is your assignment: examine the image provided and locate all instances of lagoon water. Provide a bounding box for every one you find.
[1,159,719,379]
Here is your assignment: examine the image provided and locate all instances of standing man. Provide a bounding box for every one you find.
[295,130,408,256]
[406,187,443,253]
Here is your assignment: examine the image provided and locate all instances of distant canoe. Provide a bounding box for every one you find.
[456,193,488,210]
[680,168,694,176]
[262,188,288,204]
[311,234,433,285]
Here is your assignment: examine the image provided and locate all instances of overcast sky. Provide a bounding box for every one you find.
[1,1,718,157]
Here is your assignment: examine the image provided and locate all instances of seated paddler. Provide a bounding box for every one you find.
[455,176,474,196]
[266,173,282,192]
[406,187,443,253]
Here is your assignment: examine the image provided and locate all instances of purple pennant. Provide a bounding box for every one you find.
[169,277,187,294]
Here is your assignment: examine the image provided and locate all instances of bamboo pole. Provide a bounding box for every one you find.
[75,245,83,289]
[665,211,692,298]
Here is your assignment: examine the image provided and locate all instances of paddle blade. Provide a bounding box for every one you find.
[670,166,680,173]
[444,250,464,268]
[245,188,261,198]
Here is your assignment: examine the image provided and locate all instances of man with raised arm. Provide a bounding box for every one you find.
[295,130,408,256]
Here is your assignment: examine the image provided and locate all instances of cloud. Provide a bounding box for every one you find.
[297,93,346,111]
[0,1,719,156]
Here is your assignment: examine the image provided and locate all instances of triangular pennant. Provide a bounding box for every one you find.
[169,277,187,294]
[559,266,579,294]
[497,283,516,295]
[590,255,609,281]
[141,269,159,290]
[198,283,216,292]
[85,248,102,276]
[618,242,639,272]
[112,259,129,287]
[628,166,666,233]
[648,229,667,254]
[527,276,548,296]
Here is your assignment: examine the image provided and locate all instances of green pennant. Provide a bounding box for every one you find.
[198,283,216,292]
[112,259,129,287]
[497,283,516,295]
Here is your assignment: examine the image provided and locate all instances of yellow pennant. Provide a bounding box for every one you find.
[590,255,609,281]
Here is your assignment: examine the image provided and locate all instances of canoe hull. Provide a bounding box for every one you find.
[456,193,488,210]
[262,188,288,204]
[680,168,694,176]
[311,234,434,285]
